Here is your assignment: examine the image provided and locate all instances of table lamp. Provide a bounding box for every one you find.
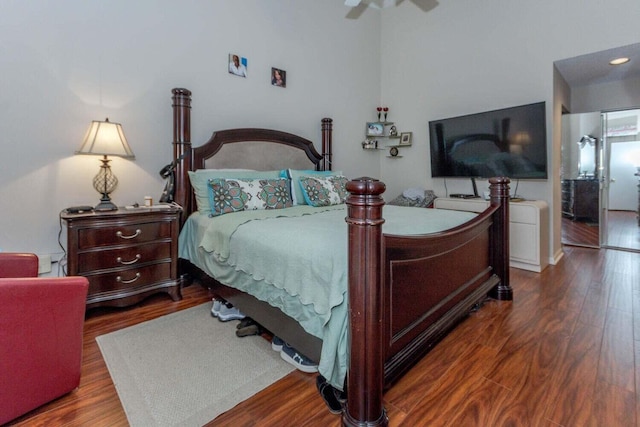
[75,118,135,211]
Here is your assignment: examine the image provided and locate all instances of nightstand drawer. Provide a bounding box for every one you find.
[76,242,171,273]
[85,262,171,295]
[77,221,172,249]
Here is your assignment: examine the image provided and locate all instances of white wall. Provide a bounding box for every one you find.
[572,75,640,114]
[0,1,382,264]
[378,0,640,263]
[3,0,640,270]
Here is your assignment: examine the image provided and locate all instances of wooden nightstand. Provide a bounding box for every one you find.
[61,206,182,309]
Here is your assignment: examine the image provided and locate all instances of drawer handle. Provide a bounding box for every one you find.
[116,272,141,284]
[116,229,142,240]
[117,254,141,265]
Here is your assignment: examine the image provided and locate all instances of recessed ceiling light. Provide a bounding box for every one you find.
[609,57,630,65]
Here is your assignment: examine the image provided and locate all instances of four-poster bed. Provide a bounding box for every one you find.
[169,88,512,427]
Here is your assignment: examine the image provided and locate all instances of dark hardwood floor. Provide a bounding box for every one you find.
[562,215,599,247]
[562,210,640,251]
[8,246,640,426]
[605,210,640,251]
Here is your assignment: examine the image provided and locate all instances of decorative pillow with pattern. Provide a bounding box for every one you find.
[207,178,293,216]
[281,169,344,205]
[188,169,281,213]
[299,175,349,207]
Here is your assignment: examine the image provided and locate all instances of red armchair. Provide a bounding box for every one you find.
[0,253,89,425]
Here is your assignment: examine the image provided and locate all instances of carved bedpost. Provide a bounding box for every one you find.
[344,177,388,427]
[172,88,192,215]
[321,118,333,171]
[488,176,512,300]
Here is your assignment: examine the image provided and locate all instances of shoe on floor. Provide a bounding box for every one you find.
[236,317,255,329]
[316,375,343,415]
[217,303,245,321]
[211,299,222,317]
[236,324,261,337]
[271,336,285,352]
[280,343,318,373]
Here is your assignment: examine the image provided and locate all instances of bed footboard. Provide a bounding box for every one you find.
[343,176,510,427]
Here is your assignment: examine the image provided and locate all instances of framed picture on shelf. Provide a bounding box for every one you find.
[399,132,412,146]
[366,122,384,137]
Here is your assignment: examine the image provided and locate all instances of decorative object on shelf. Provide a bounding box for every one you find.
[75,118,135,211]
[376,107,382,121]
[362,139,378,149]
[366,122,384,136]
[383,107,389,122]
[399,131,412,146]
[389,146,399,157]
[389,125,398,137]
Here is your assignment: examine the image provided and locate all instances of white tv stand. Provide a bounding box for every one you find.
[433,197,549,272]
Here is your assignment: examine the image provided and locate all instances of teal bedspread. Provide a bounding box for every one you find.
[179,205,476,390]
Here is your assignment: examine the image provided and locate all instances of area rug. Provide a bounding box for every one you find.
[96,303,294,426]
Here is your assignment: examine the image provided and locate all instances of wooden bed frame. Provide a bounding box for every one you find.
[169,88,512,427]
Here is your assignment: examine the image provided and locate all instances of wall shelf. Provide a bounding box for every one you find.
[362,119,410,157]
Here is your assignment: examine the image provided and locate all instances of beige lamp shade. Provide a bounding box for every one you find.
[76,118,135,159]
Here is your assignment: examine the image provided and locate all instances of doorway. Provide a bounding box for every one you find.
[554,43,640,253]
[601,109,640,252]
[560,109,640,252]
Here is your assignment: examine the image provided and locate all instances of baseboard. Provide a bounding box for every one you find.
[551,249,564,265]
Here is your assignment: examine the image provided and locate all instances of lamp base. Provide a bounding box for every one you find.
[95,196,118,211]
[92,156,119,211]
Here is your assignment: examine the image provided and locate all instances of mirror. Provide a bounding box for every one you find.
[560,113,601,248]
[577,135,597,178]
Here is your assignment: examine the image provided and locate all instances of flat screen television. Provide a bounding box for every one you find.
[429,102,548,185]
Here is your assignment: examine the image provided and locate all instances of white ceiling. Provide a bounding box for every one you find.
[555,42,640,87]
[344,0,438,18]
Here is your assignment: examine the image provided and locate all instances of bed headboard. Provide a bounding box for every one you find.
[170,88,333,218]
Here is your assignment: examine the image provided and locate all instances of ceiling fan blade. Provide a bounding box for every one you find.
[345,0,362,6]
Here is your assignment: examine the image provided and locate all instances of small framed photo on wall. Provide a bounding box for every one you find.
[366,122,384,137]
[229,53,247,77]
[399,132,412,146]
[271,67,286,87]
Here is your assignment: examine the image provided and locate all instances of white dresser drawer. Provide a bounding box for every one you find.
[510,222,538,263]
[510,203,537,224]
[435,197,549,272]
